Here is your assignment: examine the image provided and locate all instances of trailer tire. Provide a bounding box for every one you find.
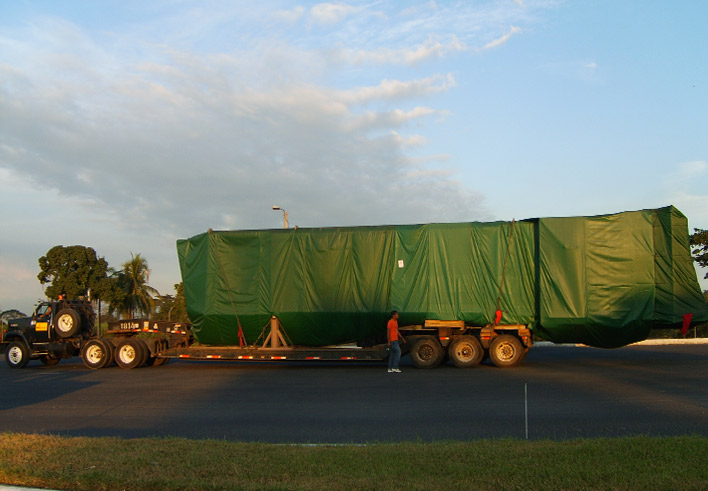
[409,336,445,369]
[82,339,112,369]
[101,338,116,367]
[115,338,148,369]
[448,335,484,368]
[489,334,524,368]
[6,341,30,369]
[54,309,81,338]
[135,339,149,367]
[40,355,60,366]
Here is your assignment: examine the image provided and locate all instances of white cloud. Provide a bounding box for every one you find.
[0,0,556,310]
[482,25,522,50]
[342,36,466,66]
[309,2,362,25]
[344,74,456,104]
[0,27,484,234]
[273,6,306,24]
[391,132,427,148]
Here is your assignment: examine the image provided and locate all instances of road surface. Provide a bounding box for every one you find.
[1,342,707,442]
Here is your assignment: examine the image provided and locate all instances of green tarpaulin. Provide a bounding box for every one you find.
[177,206,708,348]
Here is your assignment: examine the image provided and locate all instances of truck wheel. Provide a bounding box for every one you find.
[54,309,81,338]
[489,334,524,368]
[448,335,484,368]
[409,336,445,369]
[114,338,148,369]
[40,355,60,366]
[6,341,30,369]
[82,339,111,369]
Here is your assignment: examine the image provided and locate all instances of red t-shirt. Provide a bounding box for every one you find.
[387,318,399,343]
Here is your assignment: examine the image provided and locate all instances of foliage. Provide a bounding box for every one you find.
[37,245,111,300]
[37,245,108,300]
[689,228,708,279]
[110,253,159,318]
[1,309,27,332]
[153,282,188,322]
[0,309,27,321]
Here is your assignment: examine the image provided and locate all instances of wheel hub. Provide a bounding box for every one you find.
[497,343,515,361]
[419,344,434,361]
[119,345,136,362]
[456,344,474,361]
[86,345,104,363]
[58,316,73,331]
[8,347,22,364]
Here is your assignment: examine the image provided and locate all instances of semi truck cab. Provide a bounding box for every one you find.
[2,299,95,368]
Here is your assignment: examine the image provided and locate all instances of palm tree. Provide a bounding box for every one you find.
[116,253,159,318]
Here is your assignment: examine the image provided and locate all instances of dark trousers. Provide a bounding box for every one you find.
[388,340,401,369]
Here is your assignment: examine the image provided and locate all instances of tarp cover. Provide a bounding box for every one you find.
[177,206,708,348]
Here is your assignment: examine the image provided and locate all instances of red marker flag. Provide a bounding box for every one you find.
[238,322,247,347]
[681,313,693,336]
[495,309,503,325]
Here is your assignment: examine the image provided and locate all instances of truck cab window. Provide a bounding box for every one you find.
[36,304,51,319]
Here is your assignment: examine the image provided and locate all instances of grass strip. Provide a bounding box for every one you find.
[1,433,707,490]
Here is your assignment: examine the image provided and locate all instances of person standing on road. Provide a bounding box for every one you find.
[387,310,405,373]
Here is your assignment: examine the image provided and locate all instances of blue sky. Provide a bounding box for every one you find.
[1,1,707,314]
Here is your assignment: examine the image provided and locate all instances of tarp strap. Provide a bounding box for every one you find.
[495,219,516,324]
[208,229,248,347]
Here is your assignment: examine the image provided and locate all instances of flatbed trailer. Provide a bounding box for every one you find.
[3,302,532,369]
[85,316,533,369]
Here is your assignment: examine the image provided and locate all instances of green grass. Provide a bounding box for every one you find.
[1,434,707,490]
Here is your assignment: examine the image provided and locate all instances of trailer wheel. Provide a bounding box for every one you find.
[489,334,524,368]
[40,355,60,366]
[409,336,445,369]
[448,335,484,368]
[115,338,148,369]
[82,339,112,369]
[6,341,30,369]
[134,339,149,367]
[54,309,81,338]
[101,338,116,367]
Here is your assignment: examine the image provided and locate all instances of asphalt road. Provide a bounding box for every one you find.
[1,343,707,443]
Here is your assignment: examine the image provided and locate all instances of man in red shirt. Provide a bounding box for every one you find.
[387,310,406,373]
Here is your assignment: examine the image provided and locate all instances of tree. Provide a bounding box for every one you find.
[1,309,27,325]
[111,253,159,318]
[153,282,189,322]
[37,245,110,299]
[690,228,708,279]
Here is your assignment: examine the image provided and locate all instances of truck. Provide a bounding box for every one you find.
[4,205,708,370]
[1,298,191,369]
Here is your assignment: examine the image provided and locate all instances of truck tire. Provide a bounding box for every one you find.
[81,339,112,369]
[6,341,30,369]
[448,335,484,368]
[489,334,524,368]
[40,355,60,366]
[54,309,81,338]
[114,338,148,369]
[409,335,445,369]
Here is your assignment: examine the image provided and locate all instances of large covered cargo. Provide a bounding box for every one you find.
[177,206,708,349]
